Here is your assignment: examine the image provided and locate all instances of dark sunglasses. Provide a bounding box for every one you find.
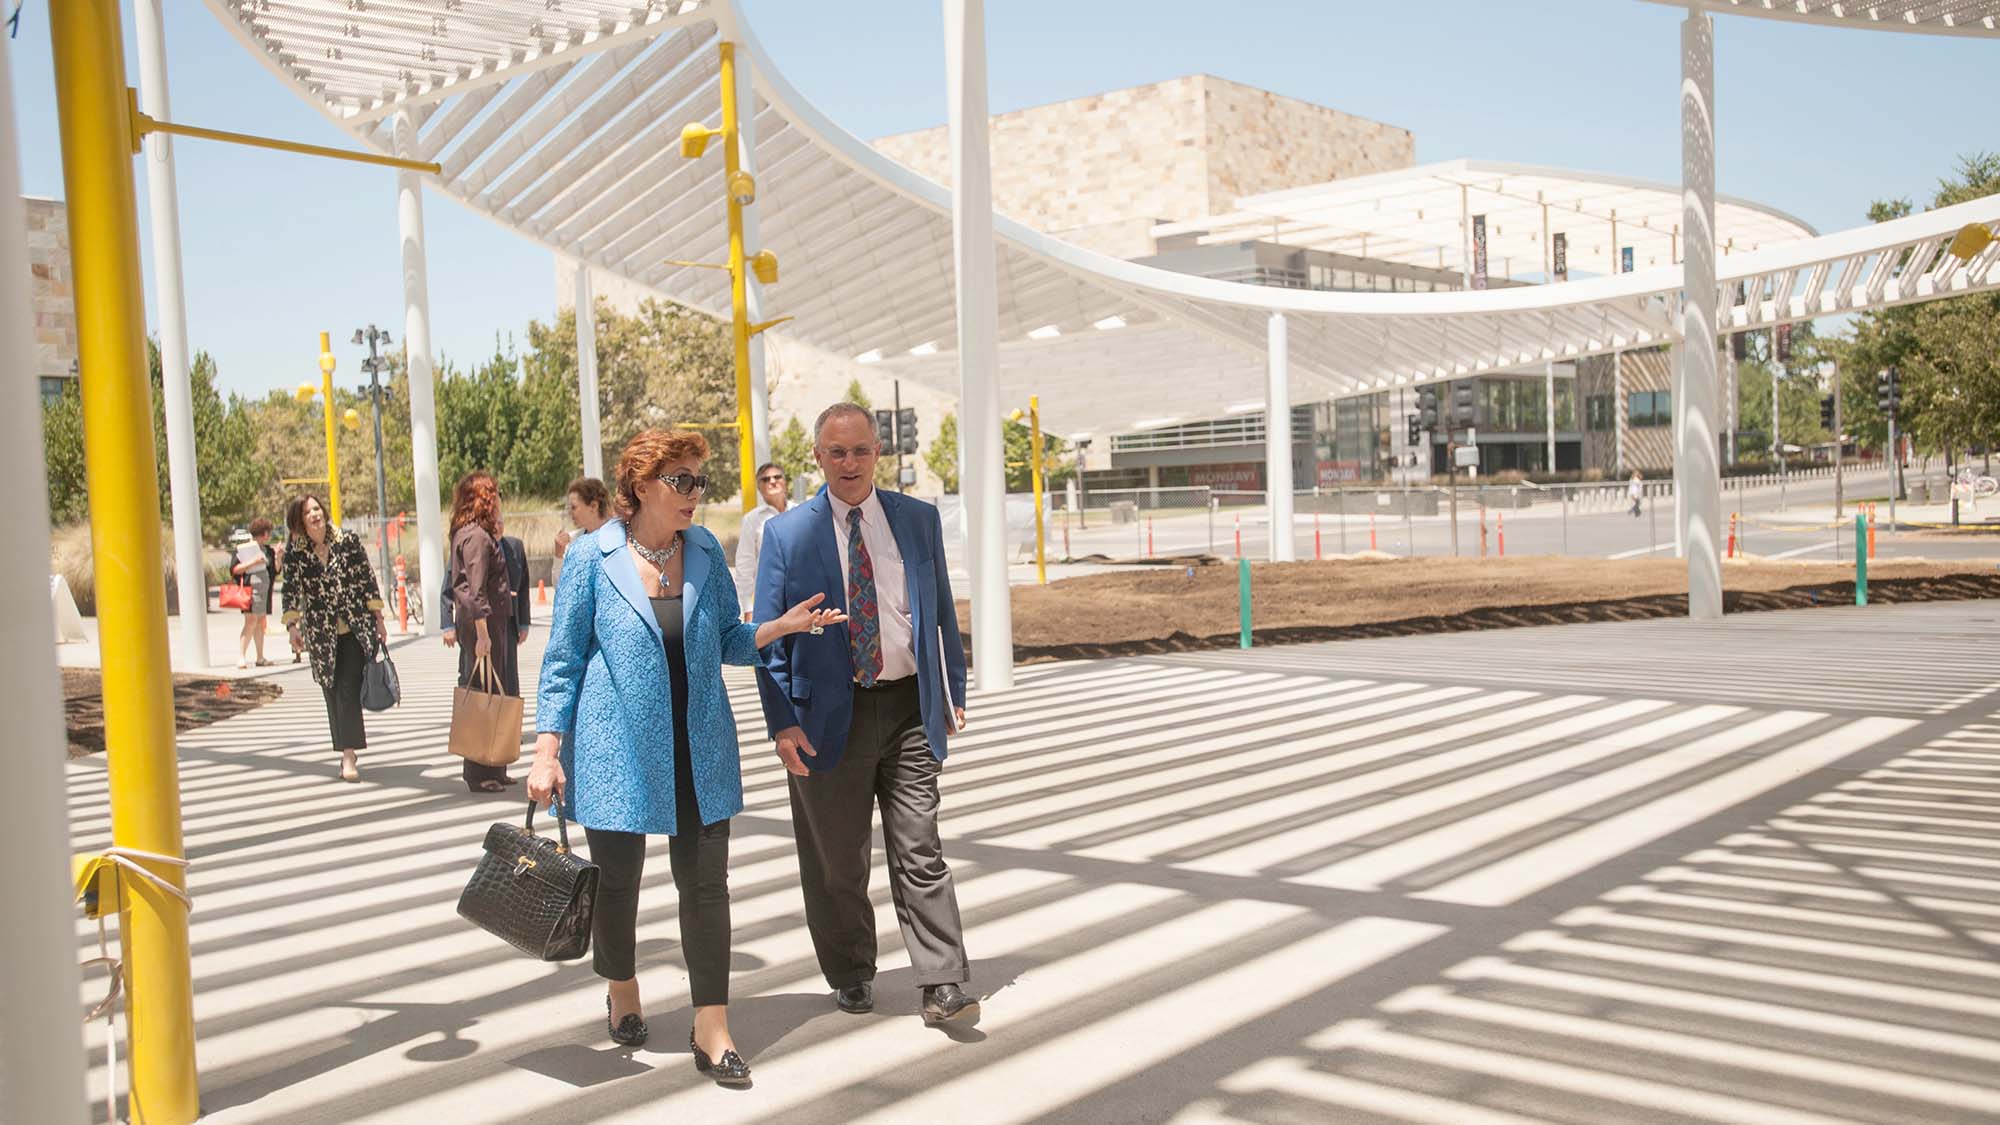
[758,473,787,485]
[656,472,710,496]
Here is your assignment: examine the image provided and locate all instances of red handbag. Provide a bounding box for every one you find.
[218,583,253,610]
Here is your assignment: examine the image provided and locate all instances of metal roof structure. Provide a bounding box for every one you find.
[1153,159,1817,280]
[1641,0,2000,36]
[205,0,2000,437]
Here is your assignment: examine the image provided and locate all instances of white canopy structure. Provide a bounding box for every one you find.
[198,0,2000,655]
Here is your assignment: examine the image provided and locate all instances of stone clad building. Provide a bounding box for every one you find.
[23,197,78,403]
[871,75,1413,261]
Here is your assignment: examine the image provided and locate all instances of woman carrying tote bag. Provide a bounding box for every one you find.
[449,471,522,793]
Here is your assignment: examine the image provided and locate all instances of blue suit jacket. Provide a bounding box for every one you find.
[754,487,967,771]
[535,521,762,835]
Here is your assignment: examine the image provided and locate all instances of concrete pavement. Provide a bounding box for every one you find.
[61,602,2000,1122]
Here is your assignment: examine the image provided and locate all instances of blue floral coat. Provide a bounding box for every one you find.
[536,520,762,835]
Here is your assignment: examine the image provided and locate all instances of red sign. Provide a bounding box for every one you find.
[1316,460,1362,486]
[1187,463,1262,491]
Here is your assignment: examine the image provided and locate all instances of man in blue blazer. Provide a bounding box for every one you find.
[755,402,977,1025]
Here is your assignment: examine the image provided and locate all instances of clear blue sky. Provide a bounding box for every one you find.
[7,1,1996,398]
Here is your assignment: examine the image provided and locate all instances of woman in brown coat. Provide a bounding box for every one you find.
[451,471,521,792]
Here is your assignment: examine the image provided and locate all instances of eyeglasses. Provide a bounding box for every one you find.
[656,472,710,496]
[758,474,787,485]
[818,444,878,463]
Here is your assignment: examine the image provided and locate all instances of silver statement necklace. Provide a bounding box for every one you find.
[630,530,683,570]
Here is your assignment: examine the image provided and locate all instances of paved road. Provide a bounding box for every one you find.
[63,602,2000,1122]
[1012,466,2000,572]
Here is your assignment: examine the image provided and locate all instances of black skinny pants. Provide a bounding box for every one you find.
[584,818,732,1006]
[321,631,368,751]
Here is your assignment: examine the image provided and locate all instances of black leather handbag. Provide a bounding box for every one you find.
[361,640,400,711]
[457,800,598,961]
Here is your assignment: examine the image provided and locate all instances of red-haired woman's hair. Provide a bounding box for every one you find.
[449,471,501,538]
[614,429,709,517]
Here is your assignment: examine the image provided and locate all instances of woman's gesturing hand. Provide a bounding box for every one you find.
[777,591,847,637]
[526,733,566,806]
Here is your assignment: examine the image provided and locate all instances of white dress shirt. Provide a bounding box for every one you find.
[829,487,917,683]
[734,500,781,608]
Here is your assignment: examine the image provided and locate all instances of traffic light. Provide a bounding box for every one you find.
[1819,394,1835,431]
[1876,368,1900,416]
[874,409,895,449]
[1451,382,1475,429]
[1416,387,1438,431]
[1406,414,1421,446]
[896,406,919,454]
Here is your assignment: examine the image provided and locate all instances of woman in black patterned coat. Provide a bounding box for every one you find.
[280,494,386,782]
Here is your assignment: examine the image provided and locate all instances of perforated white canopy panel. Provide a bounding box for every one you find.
[208,0,2000,436]
[1641,0,2000,36]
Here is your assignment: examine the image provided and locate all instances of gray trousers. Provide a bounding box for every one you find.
[787,677,970,989]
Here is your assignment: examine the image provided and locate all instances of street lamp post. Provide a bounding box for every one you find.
[299,332,344,523]
[354,324,395,603]
[677,42,789,511]
[1009,397,1047,585]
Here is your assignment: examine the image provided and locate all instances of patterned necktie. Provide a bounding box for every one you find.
[846,507,883,687]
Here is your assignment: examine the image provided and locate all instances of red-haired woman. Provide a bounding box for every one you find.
[450,470,521,792]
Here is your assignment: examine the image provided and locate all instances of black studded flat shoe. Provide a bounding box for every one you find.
[691,1029,751,1086]
[606,994,648,1047]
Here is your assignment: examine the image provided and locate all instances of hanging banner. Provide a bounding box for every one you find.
[1552,232,1568,281]
[1620,246,1633,274]
[1471,214,1489,290]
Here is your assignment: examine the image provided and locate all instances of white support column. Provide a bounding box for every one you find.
[1458,183,1472,289]
[1613,349,1626,473]
[572,260,604,480]
[945,0,1011,691]
[1678,8,1722,618]
[733,44,772,468]
[1265,312,1296,561]
[0,32,90,1123]
[135,0,208,670]
[395,113,446,634]
[1546,360,1557,473]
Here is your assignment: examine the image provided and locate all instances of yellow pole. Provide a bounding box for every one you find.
[1029,395,1046,585]
[719,42,757,512]
[49,2,199,1120]
[318,332,342,524]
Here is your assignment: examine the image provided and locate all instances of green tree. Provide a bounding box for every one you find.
[1003,417,1074,493]
[925,412,960,493]
[771,414,815,488]
[41,382,86,525]
[1841,152,2000,457]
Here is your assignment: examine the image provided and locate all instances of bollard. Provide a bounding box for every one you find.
[1497,512,1505,557]
[1867,503,1877,559]
[1479,506,1488,558]
[1855,513,1868,606]
[1238,558,1252,649]
[1726,512,1737,559]
[1146,517,1154,558]
[1369,511,1377,551]
[1314,508,1321,561]
[1234,513,1242,559]
[537,579,548,604]
[1062,520,1070,560]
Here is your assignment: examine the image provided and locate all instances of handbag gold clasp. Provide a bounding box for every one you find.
[514,856,537,876]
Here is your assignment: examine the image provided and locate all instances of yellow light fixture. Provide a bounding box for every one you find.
[679,122,713,159]
[750,249,779,285]
[1948,221,1995,263]
[342,407,362,432]
[318,350,336,376]
[295,381,317,403]
[1007,408,1025,423]
[729,170,756,206]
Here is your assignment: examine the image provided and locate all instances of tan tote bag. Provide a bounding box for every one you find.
[449,655,524,767]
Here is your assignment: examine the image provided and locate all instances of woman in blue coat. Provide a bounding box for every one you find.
[528,429,842,1083]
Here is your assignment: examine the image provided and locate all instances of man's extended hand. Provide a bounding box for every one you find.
[774,726,816,776]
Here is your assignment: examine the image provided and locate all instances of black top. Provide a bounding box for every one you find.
[651,594,699,831]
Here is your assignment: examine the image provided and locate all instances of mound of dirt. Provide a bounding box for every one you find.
[63,669,284,759]
[956,555,2000,664]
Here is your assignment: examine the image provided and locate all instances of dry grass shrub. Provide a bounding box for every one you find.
[50,523,232,616]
